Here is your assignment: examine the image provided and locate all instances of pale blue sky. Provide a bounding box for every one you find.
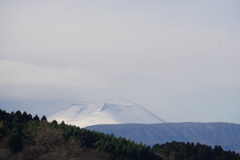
[0,0,240,123]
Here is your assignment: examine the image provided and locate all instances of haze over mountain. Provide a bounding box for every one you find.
[48,98,164,128]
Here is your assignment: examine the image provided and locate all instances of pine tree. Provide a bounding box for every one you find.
[41,115,47,122]
[33,115,40,122]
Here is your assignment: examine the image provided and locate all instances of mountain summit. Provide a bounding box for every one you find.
[48,98,164,128]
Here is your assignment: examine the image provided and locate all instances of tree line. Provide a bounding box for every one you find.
[0,109,239,160]
[152,141,240,160]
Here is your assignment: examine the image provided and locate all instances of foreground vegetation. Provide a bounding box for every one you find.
[0,109,239,160]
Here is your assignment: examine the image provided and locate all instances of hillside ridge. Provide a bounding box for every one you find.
[86,122,240,153]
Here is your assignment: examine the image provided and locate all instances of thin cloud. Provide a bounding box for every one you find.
[0,1,239,123]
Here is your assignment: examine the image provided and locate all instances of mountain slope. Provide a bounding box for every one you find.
[48,99,164,128]
[86,122,240,153]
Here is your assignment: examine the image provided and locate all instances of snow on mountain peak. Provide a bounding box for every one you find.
[48,99,164,128]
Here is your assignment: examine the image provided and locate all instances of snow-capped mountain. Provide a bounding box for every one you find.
[48,98,164,128]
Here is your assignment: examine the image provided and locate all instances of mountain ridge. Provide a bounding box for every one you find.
[86,122,240,153]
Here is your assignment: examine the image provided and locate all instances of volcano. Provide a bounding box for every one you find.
[48,98,164,128]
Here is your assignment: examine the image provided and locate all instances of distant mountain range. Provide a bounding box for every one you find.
[86,122,240,153]
[48,99,240,153]
[48,98,164,128]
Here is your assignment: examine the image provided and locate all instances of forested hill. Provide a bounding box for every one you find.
[0,109,240,160]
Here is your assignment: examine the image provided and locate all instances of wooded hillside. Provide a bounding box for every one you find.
[0,109,239,160]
